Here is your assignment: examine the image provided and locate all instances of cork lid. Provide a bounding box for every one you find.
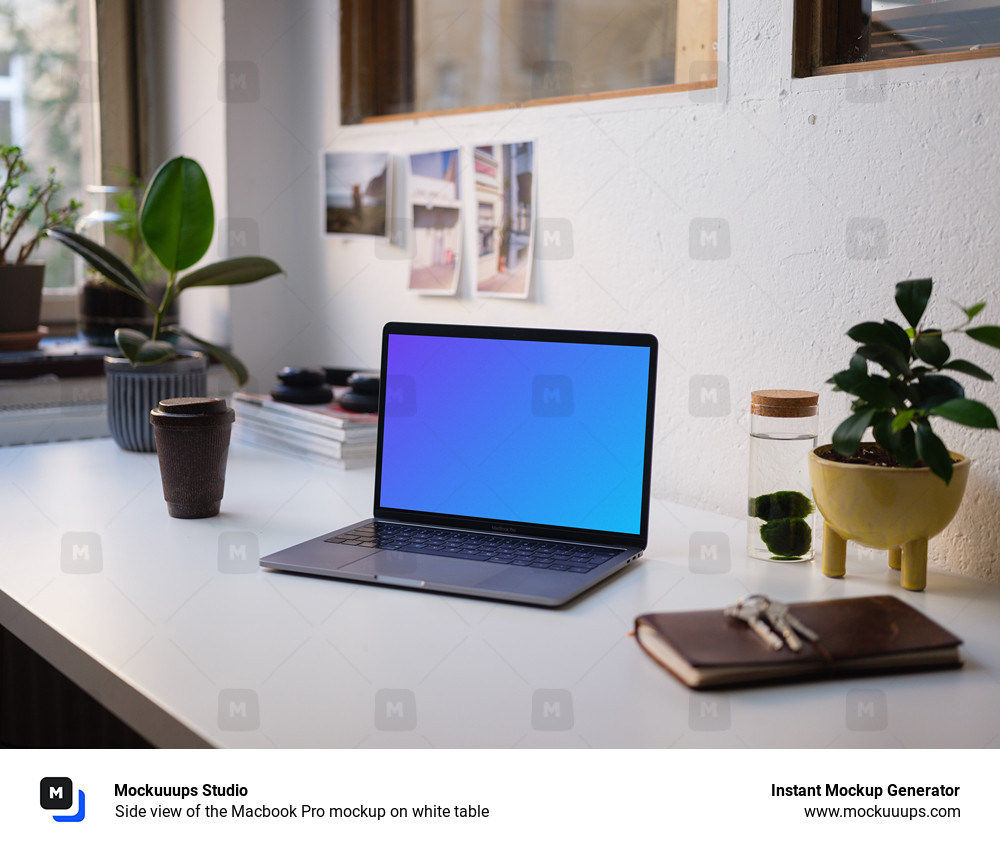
[157,397,228,415]
[150,397,235,427]
[750,389,818,418]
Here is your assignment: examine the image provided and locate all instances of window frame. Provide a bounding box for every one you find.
[340,0,719,126]
[40,0,143,333]
[793,0,1000,79]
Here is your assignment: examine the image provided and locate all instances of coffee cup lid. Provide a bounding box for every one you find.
[160,397,227,414]
[150,396,235,426]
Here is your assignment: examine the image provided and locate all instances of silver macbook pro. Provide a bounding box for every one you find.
[260,322,658,607]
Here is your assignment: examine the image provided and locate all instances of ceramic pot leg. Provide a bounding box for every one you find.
[888,547,902,570]
[901,537,928,591]
[821,523,847,578]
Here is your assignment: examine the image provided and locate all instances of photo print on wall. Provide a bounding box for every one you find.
[407,149,462,295]
[324,151,391,238]
[474,141,535,299]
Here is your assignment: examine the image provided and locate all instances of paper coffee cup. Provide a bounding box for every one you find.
[150,397,235,518]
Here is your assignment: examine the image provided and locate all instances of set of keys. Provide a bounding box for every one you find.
[724,595,819,652]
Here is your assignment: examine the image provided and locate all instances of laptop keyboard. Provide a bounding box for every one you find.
[324,522,619,573]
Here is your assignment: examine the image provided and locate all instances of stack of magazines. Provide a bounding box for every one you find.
[232,391,378,469]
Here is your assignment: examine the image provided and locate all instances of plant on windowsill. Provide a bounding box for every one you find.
[0,145,81,345]
[48,155,283,451]
[808,277,1000,591]
[76,175,176,346]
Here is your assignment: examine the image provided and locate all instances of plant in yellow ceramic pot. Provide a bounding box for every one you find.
[810,278,1000,590]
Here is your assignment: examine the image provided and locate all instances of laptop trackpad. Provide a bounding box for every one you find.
[340,550,509,588]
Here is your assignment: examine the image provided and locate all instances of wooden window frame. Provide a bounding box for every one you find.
[340,0,719,126]
[793,0,1000,78]
[40,0,143,332]
[92,0,144,182]
[340,0,415,125]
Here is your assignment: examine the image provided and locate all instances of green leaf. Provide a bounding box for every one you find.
[114,328,176,366]
[847,320,911,356]
[45,227,154,308]
[163,257,283,313]
[892,409,917,431]
[915,374,964,409]
[966,325,1000,350]
[915,422,953,484]
[889,380,914,408]
[167,256,284,310]
[879,423,913,467]
[168,325,248,386]
[133,340,178,365]
[872,411,898,455]
[930,398,999,430]
[140,156,214,273]
[831,356,866,388]
[855,344,911,378]
[912,332,950,367]
[831,369,897,407]
[942,359,994,382]
[960,301,986,321]
[830,368,861,393]
[895,424,918,467]
[832,408,877,458]
[895,278,933,329]
[115,327,148,362]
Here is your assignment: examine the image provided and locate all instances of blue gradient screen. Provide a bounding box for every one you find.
[378,333,651,534]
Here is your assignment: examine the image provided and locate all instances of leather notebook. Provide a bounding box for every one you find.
[634,595,962,690]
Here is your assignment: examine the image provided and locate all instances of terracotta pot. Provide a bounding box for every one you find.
[0,263,45,333]
[808,443,970,591]
[105,353,208,452]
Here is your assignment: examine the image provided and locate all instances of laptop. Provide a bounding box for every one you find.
[260,322,658,607]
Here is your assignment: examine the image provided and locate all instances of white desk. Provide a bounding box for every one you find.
[2,437,999,748]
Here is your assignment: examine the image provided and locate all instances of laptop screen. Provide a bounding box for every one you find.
[375,325,655,538]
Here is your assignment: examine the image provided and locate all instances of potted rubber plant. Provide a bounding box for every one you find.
[0,145,80,346]
[48,155,282,451]
[809,278,1000,591]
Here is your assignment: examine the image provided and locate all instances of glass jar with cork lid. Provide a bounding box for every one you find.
[747,390,819,562]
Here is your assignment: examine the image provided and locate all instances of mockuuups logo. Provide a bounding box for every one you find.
[40,777,86,822]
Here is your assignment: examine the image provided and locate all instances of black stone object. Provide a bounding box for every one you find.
[347,371,380,395]
[323,366,364,387]
[271,366,334,404]
[339,371,380,413]
[277,366,325,387]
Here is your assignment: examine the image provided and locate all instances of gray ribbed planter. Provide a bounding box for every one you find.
[105,353,208,452]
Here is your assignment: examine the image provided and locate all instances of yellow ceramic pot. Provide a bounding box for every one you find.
[808,444,969,591]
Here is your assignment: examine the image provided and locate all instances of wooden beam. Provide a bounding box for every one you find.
[359,79,717,125]
[812,44,1000,75]
[94,0,141,180]
[674,0,718,84]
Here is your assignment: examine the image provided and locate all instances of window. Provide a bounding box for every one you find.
[341,0,718,124]
[1,0,140,335]
[0,50,24,141]
[1,0,87,291]
[794,0,1000,77]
